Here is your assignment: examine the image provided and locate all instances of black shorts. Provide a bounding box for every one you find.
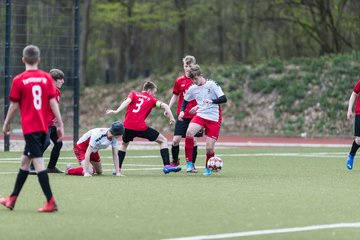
[122,127,160,143]
[355,115,360,136]
[174,118,204,138]
[23,132,48,158]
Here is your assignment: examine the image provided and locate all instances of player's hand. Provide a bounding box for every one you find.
[106,109,116,115]
[2,123,11,135]
[83,172,92,177]
[178,111,184,121]
[347,111,353,120]
[203,99,213,104]
[189,106,198,115]
[169,118,175,125]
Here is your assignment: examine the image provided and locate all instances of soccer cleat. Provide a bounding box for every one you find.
[186,161,195,173]
[346,154,355,170]
[203,167,212,176]
[163,165,181,174]
[189,166,198,173]
[47,167,64,174]
[112,170,126,176]
[38,196,58,213]
[64,163,72,175]
[0,196,17,210]
[170,159,180,167]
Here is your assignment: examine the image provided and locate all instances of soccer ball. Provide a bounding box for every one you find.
[207,156,223,171]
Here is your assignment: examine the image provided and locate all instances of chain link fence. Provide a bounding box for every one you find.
[0,0,80,151]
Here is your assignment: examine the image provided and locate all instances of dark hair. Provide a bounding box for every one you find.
[143,81,157,91]
[49,69,65,80]
[109,121,124,136]
[23,45,40,65]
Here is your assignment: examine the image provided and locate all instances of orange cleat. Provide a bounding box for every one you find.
[0,196,17,210]
[38,196,58,213]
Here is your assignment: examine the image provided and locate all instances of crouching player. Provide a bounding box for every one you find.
[66,121,124,177]
[179,64,227,176]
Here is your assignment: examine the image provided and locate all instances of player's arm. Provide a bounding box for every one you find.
[164,94,178,117]
[158,101,175,124]
[347,91,358,120]
[178,100,189,121]
[204,95,227,104]
[106,98,132,115]
[112,146,122,176]
[3,102,19,135]
[83,145,94,177]
[50,98,64,141]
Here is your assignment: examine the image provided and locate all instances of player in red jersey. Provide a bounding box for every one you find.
[1,45,64,212]
[166,55,203,173]
[346,79,360,170]
[106,81,181,174]
[29,69,65,174]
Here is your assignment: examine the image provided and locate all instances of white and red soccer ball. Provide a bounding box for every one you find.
[207,156,223,171]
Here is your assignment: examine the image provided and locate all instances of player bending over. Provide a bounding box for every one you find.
[66,121,124,177]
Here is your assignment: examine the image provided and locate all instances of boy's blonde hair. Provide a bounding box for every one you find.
[182,55,196,66]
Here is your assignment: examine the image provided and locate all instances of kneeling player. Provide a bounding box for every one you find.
[66,121,124,177]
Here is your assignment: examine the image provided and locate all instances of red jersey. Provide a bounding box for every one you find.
[124,91,158,131]
[353,80,360,115]
[172,75,197,118]
[48,88,61,126]
[9,69,56,134]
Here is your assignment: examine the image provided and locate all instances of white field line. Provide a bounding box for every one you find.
[0,152,349,163]
[164,222,360,240]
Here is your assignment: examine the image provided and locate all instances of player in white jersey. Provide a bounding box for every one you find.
[178,64,227,176]
[66,121,124,177]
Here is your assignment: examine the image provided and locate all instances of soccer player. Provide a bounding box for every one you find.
[178,64,227,176]
[166,55,203,173]
[345,79,360,170]
[106,81,181,174]
[29,69,65,174]
[65,121,124,177]
[1,45,64,212]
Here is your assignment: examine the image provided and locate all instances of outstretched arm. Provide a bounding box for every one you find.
[83,145,94,177]
[112,146,122,176]
[106,98,132,115]
[160,102,175,124]
[164,94,178,117]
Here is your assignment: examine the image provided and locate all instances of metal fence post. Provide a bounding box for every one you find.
[4,0,11,151]
[73,0,80,145]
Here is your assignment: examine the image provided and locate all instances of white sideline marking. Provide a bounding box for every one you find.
[164,222,360,240]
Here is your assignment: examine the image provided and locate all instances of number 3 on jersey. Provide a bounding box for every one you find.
[132,98,144,113]
[32,85,42,110]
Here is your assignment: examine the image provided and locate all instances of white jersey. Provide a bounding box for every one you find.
[76,128,118,152]
[184,79,224,122]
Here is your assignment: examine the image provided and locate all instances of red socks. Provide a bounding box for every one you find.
[185,137,194,162]
[206,152,215,167]
[67,167,83,176]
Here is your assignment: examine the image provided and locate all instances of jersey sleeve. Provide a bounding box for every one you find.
[89,135,98,149]
[184,85,195,102]
[9,77,21,102]
[172,79,180,95]
[211,81,225,97]
[111,138,118,148]
[353,80,360,93]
